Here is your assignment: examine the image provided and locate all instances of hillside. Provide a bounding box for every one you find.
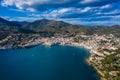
[22,19,120,37]
[0,17,21,27]
[0,17,120,39]
[0,17,35,40]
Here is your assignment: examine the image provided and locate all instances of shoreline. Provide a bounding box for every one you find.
[0,35,120,80]
[86,59,106,80]
[0,42,101,80]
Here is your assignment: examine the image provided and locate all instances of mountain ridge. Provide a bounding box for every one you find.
[0,17,120,39]
[0,17,21,27]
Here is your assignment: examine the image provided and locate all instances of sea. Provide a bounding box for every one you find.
[0,45,99,80]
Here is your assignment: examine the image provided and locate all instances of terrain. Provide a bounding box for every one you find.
[0,17,120,80]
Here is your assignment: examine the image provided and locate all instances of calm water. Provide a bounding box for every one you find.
[0,45,99,80]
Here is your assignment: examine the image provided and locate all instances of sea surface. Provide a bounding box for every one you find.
[0,45,99,80]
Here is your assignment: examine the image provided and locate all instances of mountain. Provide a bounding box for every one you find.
[11,21,29,25]
[22,19,120,37]
[0,17,21,28]
[0,17,120,39]
[22,19,89,36]
[22,19,71,29]
[0,17,35,40]
[0,17,21,33]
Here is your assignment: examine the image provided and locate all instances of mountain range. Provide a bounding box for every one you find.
[0,17,120,40]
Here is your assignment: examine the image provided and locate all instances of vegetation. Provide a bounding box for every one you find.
[100,48,120,80]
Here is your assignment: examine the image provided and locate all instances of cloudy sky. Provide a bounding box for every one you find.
[0,0,120,26]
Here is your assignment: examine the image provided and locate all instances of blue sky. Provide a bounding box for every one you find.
[0,0,120,26]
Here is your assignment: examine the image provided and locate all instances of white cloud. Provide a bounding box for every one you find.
[80,7,91,12]
[50,7,92,16]
[80,0,98,4]
[81,21,120,26]
[97,9,120,15]
[1,0,50,6]
[1,0,69,11]
[56,17,120,26]
[28,7,92,19]
[0,16,10,20]
[26,8,36,12]
[100,4,111,9]
[49,8,72,18]
[10,16,42,21]
[1,0,50,11]
[28,8,72,18]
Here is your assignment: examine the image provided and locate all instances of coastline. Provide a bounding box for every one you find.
[86,58,106,80]
[0,42,101,80]
[0,43,102,80]
[0,35,120,80]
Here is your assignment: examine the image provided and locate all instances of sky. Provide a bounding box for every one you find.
[0,0,120,26]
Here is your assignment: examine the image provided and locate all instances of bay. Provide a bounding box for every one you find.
[0,45,99,80]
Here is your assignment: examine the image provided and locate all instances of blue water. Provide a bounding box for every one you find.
[0,45,99,80]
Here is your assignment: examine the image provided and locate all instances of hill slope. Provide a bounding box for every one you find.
[0,18,120,39]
